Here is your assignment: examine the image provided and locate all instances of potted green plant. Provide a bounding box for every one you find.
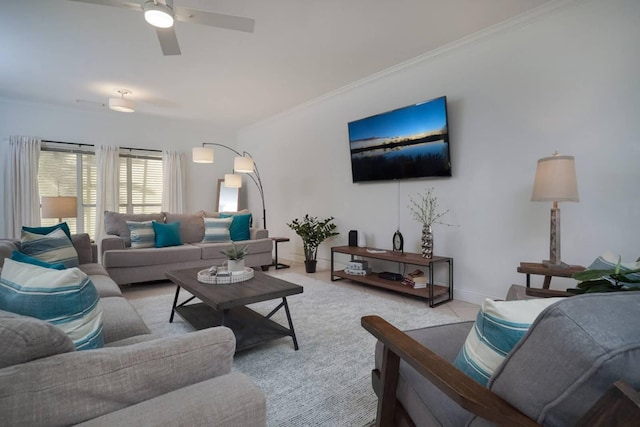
[570,257,640,294]
[287,214,339,273]
[220,243,249,272]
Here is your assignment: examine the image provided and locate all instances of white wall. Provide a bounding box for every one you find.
[0,100,239,237]
[238,0,640,303]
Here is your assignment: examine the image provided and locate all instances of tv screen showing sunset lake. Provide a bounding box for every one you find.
[348,96,451,182]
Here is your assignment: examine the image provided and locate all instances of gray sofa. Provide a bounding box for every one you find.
[365,288,640,426]
[101,210,273,285]
[0,235,266,426]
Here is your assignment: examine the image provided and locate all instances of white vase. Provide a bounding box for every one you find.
[227,259,245,272]
[357,232,366,248]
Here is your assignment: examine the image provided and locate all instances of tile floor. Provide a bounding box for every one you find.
[120,260,479,321]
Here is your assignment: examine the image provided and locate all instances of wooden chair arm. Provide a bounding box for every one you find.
[525,288,574,298]
[361,315,539,426]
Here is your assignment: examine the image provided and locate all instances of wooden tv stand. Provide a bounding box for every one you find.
[330,246,453,307]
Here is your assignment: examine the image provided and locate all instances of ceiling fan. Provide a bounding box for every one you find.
[67,0,255,56]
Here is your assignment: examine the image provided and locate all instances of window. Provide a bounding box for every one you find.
[38,146,163,238]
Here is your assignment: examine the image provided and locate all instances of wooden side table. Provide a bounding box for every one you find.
[517,262,585,289]
[271,237,290,270]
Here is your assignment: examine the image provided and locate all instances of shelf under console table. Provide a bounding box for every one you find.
[330,246,453,307]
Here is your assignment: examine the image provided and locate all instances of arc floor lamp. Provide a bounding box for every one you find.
[193,143,266,229]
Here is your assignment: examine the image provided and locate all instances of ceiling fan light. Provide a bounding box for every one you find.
[108,97,135,113]
[144,1,174,28]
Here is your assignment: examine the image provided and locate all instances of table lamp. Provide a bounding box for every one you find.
[41,196,78,223]
[531,152,579,269]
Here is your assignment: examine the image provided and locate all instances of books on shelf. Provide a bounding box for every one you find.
[401,269,428,289]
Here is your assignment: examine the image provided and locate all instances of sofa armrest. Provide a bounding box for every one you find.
[100,234,126,255]
[71,233,93,264]
[0,327,236,427]
[251,227,269,240]
[76,372,266,427]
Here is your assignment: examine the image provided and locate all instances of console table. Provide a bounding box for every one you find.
[331,246,453,307]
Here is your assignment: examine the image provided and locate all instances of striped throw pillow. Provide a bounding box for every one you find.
[20,228,79,268]
[0,259,104,350]
[127,220,156,249]
[202,217,233,243]
[453,297,563,385]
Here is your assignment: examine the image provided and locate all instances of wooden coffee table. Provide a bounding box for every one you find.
[166,268,303,352]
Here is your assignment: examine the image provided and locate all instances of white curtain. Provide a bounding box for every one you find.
[1,136,41,238]
[161,150,186,213]
[95,145,120,241]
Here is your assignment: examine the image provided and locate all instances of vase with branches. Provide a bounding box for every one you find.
[287,214,339,273]
[408,187,455,258]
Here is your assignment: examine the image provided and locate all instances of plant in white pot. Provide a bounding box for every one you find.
[287,214,339,273]
[220,243,249,272]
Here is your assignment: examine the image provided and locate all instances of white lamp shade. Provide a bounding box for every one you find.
[531,155,579,202]
[224,173,242,188]
[144,1,174,28]
[234,156,255,173]
[41,196,77,219]
[193,147,214,163]
[108,97,135,113]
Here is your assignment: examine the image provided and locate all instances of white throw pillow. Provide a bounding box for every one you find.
[126,220,156,249]
[202,217,233,243]
[20,228,79,268]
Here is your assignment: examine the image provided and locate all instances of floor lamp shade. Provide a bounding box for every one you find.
[193,147,214,163]
[224,173,242,188]
[531,154,579,268]
[234,156,254,173]
[41,197,77,221]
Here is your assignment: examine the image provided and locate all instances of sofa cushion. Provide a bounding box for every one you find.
[71,233,94,264]
[0,309,76,369]
[99,296,151,343]
[165,213,205,243]
[102,245,202,268]
[196,238,273,260]
[104,211,165,246]
[88,274,123,298]
[126,221,156,249]
[202,217,233,243]
[20,228,80,268]
[453,297,563,386]
[152,221,183,248]
[200,209,250,219]
[0,259,104,350]
[10,250,66,270]
[22,222,72,240]
[220,213,252,241]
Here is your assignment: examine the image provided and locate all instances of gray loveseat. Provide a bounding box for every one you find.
[364,289,640,426]
[0,235,266,426]
[101,210,273,285]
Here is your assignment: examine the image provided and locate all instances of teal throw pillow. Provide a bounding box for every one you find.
[152,221,183,248]
[202,217,233,243]
[22,222,72,240]
[20,228,79,268]
[127,220,155,249]
[220,213,252,241]
[10,251,66,270]
[0,258,104,350]
[452,297,563,386]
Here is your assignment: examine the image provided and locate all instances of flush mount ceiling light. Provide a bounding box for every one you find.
[108,89,135,113]
[143,0,174,28]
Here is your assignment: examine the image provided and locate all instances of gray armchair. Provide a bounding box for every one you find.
[362,291,640,426]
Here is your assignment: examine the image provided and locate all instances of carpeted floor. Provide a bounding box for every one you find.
[129,270,462,426]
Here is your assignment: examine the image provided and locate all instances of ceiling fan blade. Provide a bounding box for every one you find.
[66,0,142,12]
[175,7,255,33]
[156,27,181,56]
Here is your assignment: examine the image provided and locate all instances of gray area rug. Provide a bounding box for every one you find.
[129,271,461,426]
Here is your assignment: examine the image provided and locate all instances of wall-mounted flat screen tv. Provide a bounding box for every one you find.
[348,96,451,183]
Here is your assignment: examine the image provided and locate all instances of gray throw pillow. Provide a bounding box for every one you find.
[0,310,75,369]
